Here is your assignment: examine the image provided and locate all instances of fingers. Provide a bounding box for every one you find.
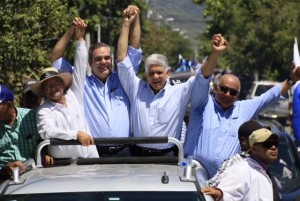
[211,34,228,54]
[77,131,94,146]
[123,5,139,19]
[72,17,87,29]
[42,155,54,167]
[212,34,227,47]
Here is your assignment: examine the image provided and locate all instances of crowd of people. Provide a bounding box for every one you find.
[1,4,300,200]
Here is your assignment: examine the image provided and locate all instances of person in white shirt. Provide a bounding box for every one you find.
[116,6,204,156]
[31,17,98,159]
[202,128,281,201]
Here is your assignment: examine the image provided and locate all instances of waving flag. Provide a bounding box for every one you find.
[294,37,300,67]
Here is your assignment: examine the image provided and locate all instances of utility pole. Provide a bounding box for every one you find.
[96,24,101,43]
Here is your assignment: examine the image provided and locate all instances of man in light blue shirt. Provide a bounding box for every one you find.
[116,7,200,156]
[50,5,142,157]
[184,34,300,178]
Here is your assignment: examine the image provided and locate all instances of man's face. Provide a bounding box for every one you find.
[252,135,279,165]
[0,102,9,121]
[146,65,170,94]
[90,46,112,82]
[214,75,240,110]
[41,77,65,102]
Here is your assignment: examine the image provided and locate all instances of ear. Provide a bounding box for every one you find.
[166,69,171,76]
[213,84,218,93]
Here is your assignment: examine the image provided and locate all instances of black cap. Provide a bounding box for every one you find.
[238,120,267,138]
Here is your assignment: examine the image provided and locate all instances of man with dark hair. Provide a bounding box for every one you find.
[0,84,41,179]
[20,78,42,110]
[203,128,281,200]
[205,120,266,188]
[50,5,142,157]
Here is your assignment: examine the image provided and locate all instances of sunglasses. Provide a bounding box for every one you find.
[257,141,279,149]
[218,86,239,96]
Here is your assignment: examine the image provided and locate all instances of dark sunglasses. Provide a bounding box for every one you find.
[257,141,279,149]
[218,86,239,96]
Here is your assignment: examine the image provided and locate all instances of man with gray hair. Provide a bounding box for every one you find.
[116,9,203,156]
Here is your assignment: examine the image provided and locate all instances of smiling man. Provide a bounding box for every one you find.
[184,34,300,179]
[116,7,204,156]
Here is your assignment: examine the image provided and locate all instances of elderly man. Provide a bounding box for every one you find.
[184,34,300,178]
[31,18,98,159]
[116,7,212,156]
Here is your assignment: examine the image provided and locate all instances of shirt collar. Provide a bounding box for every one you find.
[212,96,236,111]
[250,155,268,171]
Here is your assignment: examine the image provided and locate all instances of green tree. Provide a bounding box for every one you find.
[142,21,194,68]
[194,0,300,81]
[0,0,77,100]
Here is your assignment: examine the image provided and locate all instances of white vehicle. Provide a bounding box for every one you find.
[246,80,292,125]
[0,137,213,201]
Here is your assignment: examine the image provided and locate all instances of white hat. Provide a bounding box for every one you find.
[30,67,72,97]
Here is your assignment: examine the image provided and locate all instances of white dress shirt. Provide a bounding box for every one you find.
[117,56,199,149]
[37,41,98,158]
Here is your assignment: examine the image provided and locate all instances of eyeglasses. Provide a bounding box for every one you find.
[218,86,239,96]
[257,141,279,149]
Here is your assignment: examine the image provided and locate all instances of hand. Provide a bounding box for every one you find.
[123,5,140,18]
[0,161,25,179]
[201,186,223,201]
[72,17,87,41]
[77,131,94,146]
[42,155,54,167]
[211,34,228,54]
[123,5,139,24]
[290,61,300,83]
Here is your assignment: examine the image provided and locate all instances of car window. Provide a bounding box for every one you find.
[254,84,274,96]
[270,143,296,179]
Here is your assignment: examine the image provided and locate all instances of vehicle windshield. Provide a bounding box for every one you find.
[254,84,274,96]
[269,138,300,193]
[1,192,205,201]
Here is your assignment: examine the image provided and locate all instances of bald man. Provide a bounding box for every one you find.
[184,34,300,178]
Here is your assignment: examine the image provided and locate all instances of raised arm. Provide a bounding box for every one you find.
[116,6,138,62]
[128,5,141,49]
[49,20,76,63]
[201,34,227,78]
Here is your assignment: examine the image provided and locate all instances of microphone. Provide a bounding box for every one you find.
[110,88,116,93]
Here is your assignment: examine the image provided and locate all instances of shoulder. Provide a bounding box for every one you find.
[16,107,36,118]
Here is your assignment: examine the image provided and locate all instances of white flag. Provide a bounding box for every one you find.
[294,37,300,67]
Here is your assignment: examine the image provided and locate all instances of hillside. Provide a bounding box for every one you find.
[147,0,207,46]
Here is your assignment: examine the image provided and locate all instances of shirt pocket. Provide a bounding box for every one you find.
[157,105,178,124]
[112,95,124,106]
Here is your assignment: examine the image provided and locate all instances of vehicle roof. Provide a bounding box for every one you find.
[252,80,280,85]
[3,164,198,195]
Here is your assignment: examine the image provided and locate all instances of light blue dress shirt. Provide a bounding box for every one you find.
[84,47,141,138]
[117,56,199,149]
[184,73,282,178]
[52,46,141,138]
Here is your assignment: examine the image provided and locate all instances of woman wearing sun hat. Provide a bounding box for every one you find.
[31,18,98,159]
